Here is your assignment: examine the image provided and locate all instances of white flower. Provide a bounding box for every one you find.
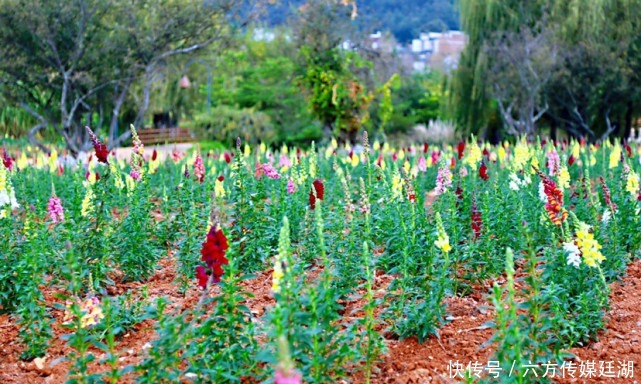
[523,175,532,185]
[602,209,612,223]
[563,242,581,268]
[509,180,520,191]
[538,182,547,202]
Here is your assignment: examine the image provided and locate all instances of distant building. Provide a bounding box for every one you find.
[409,31,466,73]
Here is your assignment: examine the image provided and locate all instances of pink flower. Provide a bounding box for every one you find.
[47,196,64,223]
[287,179,296,194]
[279,154,291,169]
[435,165,452,195]
[547,150,560,176]
[262,163,280,180]
[130,169,141,181]
[459,166,468,177]
[275,367,302,384]
[418,156,427,172]
[194,155,205,183]
[431,150,441,165]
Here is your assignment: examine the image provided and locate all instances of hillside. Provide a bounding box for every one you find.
[259,0,459,42]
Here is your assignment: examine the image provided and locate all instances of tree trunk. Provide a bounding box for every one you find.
[624,102,633,142]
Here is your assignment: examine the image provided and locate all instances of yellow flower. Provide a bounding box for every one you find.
[557,166,570,190]
[398,149,405,161]
[81,187,95,217]
[47,149,58,172]
[513,140,530,170]
[244,143,251,158]
[403,160,411,175]
[17,153,28,169]
[391,171,403,201]
[272,260,284,293]
[497,147,507,162]
[575,223,605,268]
[351,153,360,167]
[214,179,225,198]
[609,145,621,169]
[434,212,451,253]
[626,170,640,197]
[571,142,581,159]
[260,142,267,154]
[373,141,381,151]
[434,236,451,253]
[464,141,482,170]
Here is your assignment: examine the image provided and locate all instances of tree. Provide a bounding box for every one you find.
[293,0,372,143]
[0,0,243,155]
[485,26,556,137]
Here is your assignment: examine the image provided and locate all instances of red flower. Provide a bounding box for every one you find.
[309,179,325,210]
[479,161,489,181]
[625,143,632,158]
[152,149,158,161]
[482,148,490,158]
[197,226,230,288]
[2,150,13,171]
[224,152,232,164]
[423,142,429,153]
[471,201,482,239]
[568,155,576,166]
[455,184,463,201]
[392,152,398,162]
[196,266,210,289]
[534,166,567,226]
[218,175,225,182]
[457,141,465,160]
[85,126,109,164]
[450,156,456,169]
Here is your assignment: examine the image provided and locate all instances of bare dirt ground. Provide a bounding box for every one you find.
[2,256,640,383]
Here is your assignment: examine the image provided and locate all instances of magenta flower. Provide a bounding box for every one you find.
[287,179,296,194]
[262,163,280,180]
[435,165,452,195]
[130,169,141,181]
[275,367,302,384]
[47,196,64,223]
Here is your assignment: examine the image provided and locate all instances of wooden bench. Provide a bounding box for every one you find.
[137,127,197,145]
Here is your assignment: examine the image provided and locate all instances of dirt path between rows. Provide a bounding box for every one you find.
[1,256,640,383]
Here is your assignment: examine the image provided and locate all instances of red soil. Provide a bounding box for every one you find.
[1,255,640,383]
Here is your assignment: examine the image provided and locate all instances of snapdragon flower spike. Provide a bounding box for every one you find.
[85,126,109,164]
[2,149,13,172]
[479,161,489,181]
[262,163,280,179]
[599,176,617,212]
[534,166,568,226]
[47,195,64,223]
[196,225,230,289]
[309,179,325,210]
[471,199,482,239]
[194,155,205,183]
[457,141,465,160]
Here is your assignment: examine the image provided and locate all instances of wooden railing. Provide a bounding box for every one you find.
[137,127,196,145]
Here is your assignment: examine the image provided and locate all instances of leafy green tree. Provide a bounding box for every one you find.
[293,0,373,143]
[0,0,243,154]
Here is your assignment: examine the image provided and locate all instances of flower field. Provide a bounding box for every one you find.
[1,127,641,383]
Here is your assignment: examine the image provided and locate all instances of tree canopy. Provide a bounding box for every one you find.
[0,0,244,154]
